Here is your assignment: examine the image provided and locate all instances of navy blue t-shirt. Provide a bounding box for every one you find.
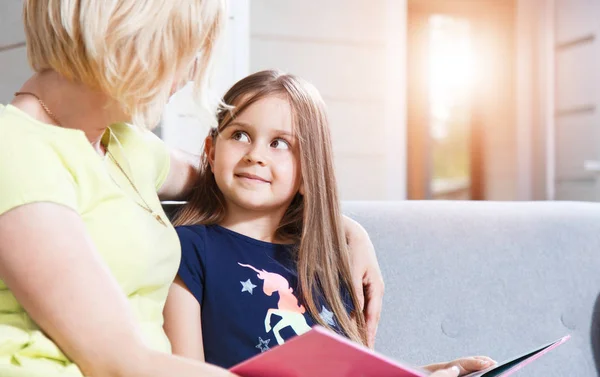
[175,224,353,368]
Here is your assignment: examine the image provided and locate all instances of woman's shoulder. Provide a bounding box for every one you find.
[0,104,96,166]
[0,105,88,215]
[0,104,88,148]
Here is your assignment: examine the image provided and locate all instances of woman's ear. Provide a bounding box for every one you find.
[205,135,216,172]
[299,181,305,196]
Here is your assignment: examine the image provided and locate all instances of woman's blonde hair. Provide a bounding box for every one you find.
[23,0,225,128]
[174,70,368,345]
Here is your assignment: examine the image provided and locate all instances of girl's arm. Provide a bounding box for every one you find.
[0,203,234,377]
[164,275,206,360]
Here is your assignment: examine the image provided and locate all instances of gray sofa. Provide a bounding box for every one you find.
[164,200,600,376]
[343,201,600,377]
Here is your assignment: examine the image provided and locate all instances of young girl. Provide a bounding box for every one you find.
[163,70,495,375]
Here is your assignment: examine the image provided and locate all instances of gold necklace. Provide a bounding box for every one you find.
[106,152,167,226]
[15,91,62,125]
[14,91,168,227]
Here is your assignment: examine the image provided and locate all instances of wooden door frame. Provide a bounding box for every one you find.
[407,1,506,200]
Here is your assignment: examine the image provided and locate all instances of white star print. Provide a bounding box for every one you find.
[319,306,335,326]
[240,279,257,294]
[256,337,271,352]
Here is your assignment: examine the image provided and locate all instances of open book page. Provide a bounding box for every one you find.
[463,335,570,377]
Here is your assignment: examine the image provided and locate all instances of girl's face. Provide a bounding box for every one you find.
[207,95,303,214]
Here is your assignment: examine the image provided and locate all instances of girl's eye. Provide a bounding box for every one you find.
[232,131,250,143]
[270,138,290,150]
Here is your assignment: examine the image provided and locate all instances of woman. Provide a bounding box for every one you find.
[0,1,386,377]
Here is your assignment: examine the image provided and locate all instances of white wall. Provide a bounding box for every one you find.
[249,0,407,200]
[161,0,250,154]
[518,0,600,202]
[0,1,30,104]
[552,0,600,201]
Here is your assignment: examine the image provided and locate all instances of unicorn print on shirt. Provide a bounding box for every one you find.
[238,262,311,345]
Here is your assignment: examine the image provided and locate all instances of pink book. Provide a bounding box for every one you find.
[230,326,569,377]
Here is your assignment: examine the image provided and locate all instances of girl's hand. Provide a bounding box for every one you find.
[342,216,384,348]
[424,356,497,376]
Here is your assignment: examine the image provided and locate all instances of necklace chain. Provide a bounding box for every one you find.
[106,153,167,226]
[14,91,167,227]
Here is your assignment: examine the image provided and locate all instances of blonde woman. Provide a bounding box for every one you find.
[0,1,387,377]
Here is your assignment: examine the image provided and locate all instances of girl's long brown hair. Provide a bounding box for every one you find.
[174,69,367,345]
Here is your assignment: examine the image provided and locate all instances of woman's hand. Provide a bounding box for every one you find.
[342,216,384,348]
[424,356,496,376]
[430,366,461,377]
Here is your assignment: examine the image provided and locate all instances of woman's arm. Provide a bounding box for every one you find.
[164,276,205,360]
[0,203,234,377]
[424,356,496,376]
[343,215,385,348]
[158,149,201,201]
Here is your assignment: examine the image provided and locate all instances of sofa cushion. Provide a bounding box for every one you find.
[342,201,600,377]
